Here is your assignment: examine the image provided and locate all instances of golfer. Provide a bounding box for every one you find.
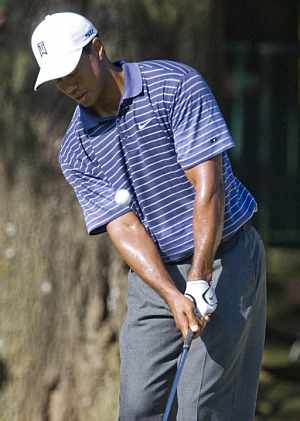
[31,12,266,421]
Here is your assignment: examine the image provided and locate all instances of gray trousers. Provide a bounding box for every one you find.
[119,224,267,421]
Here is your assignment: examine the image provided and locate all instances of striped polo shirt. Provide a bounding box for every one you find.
[59,59,257,262]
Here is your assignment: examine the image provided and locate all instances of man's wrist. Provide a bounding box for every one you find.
[159,282,182,306]
[187,279,210,283]
[188,265,212,283]
[187,274,212,284]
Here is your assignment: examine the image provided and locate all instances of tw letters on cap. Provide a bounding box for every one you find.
[37,41,48,57]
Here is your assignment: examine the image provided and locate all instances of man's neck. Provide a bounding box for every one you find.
[91,63,125,117]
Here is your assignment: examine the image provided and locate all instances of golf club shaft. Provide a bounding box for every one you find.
[162,329,194,421]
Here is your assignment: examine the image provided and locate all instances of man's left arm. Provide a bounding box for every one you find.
[184,154,224,283]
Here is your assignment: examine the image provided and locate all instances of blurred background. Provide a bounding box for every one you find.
[0,1,299,420]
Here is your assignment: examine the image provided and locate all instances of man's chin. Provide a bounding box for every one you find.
[76,92,88,104]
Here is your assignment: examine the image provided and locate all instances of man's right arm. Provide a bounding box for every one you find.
[106,211,207,338]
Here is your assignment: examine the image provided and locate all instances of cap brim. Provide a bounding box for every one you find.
[34,48,82,91]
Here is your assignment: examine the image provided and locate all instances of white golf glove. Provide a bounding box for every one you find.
[184,280,218,317]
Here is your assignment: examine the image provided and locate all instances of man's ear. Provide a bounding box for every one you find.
[91,37,104,59]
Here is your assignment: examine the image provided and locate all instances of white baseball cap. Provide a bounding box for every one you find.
[31,12,98,91]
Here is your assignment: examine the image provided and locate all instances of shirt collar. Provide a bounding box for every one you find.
[121,61,143,99]
[79,61,143,131]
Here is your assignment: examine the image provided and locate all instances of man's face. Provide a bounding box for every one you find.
[54,41,105,108]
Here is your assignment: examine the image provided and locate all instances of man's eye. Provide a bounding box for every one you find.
[70,70,78,78]
[54,70,78,85]
[54,77,63,86]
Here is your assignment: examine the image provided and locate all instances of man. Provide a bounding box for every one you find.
[31,12,266,421]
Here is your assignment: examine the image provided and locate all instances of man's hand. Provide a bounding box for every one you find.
[184,280,218,317]
[165,289,209,338]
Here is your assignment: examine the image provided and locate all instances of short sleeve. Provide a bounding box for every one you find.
[60,162,131,235]
[171,70,235,169]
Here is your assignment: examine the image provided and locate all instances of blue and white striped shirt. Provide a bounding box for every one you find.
[59,59,257,262]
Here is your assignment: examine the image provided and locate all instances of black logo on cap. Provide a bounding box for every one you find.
[37,41,48,57]
[85,28,94,38]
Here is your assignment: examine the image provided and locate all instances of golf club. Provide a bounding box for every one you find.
[162,329,194,421]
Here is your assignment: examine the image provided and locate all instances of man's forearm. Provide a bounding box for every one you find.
[106,212,180,304]
[184,155,224,282]
[188,189,224,281]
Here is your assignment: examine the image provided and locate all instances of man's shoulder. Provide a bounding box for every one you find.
[59,106,82,167]
[137,59,197,84]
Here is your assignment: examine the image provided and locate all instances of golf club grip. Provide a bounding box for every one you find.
[183,329,194,349]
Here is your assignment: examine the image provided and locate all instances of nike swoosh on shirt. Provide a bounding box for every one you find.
[138,119,152,130]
